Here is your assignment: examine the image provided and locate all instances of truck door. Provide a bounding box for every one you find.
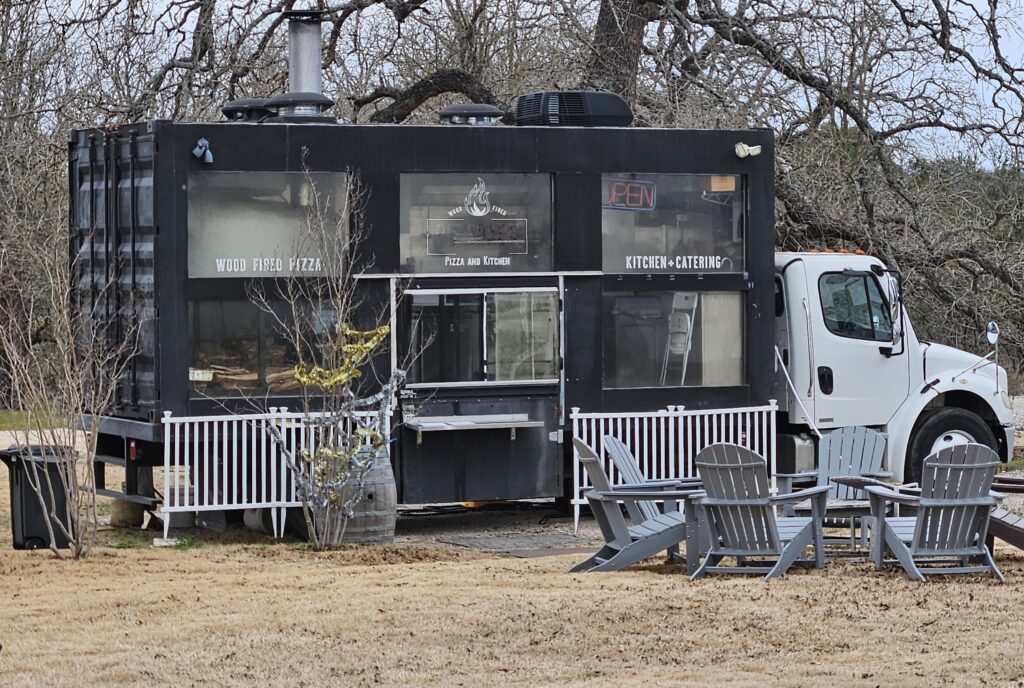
[809,267,910,428]
[779,261,815,426]
[772,276,790,412]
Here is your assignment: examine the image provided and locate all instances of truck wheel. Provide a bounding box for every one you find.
[905,407,997,483]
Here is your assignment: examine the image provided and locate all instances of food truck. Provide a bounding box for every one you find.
[70,110,775,505]
[70,12,1012,511]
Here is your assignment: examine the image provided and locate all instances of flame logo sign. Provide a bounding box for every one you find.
[464,177,491,217]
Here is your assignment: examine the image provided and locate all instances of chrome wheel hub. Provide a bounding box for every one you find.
[930,430,976,454]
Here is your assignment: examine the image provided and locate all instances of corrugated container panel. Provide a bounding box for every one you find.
[69,131,159,420]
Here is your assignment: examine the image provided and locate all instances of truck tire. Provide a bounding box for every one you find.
[905,407,997,483]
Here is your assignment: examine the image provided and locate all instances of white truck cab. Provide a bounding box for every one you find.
[774,251,1015,482]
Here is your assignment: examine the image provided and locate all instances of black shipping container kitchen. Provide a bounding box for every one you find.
[69,101,775,506]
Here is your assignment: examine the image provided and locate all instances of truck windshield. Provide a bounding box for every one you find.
[818,272,893,342]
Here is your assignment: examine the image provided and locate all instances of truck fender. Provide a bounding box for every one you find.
[887,375,1010,480]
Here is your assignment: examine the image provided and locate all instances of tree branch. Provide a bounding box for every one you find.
[352,68,506,123]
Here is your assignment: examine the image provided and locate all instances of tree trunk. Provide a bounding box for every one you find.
[584,0,649,103]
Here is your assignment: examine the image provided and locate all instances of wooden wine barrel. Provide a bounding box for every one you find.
[340,450,398,544]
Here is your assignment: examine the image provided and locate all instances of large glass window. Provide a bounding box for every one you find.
[188,171,348,278]
[818,272,893,342]
[602,174,745,273]
[187,299,342,396]
[487,293,559,381]
[603,291,743,389]
[189,300,300,395]
[400,174,553,274]
[409,290,558,385]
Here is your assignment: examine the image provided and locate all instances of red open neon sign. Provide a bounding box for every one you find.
[602,179,657,210]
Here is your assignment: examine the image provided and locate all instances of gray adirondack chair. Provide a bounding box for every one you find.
[571,438,702,573]
[601,435,704,568]
[865,443,1005,582]
[692,443,829,580]
[776,426,891,544]
[602,435,702,524]
[776,426,889,497]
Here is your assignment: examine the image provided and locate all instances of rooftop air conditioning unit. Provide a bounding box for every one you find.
[512,90,633,127]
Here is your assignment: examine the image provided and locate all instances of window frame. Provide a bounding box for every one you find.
[817,271,894,343]
[406,287,560,389]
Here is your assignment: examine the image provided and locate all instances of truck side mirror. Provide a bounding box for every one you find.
[986,321,999,346]
[887,276,901,317]
[887,276,903,343]
[880,271,905,358]
[987,321,1002,397]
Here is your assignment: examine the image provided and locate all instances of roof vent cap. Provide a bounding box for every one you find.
[262,10,335,122]
[439,103,504,126]
[221,98,273,122]
[266,91,334,118]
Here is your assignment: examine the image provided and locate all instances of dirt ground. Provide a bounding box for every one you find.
[4,426,1024,686]
[4,479,1024,684]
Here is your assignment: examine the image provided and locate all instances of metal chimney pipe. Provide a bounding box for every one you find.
[287,11,323,94]
[265,10,334,119]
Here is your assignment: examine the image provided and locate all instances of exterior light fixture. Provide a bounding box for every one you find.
[734,142,762,158]
[191,137,213,164]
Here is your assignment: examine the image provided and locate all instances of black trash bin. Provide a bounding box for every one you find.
[1,445,76,550]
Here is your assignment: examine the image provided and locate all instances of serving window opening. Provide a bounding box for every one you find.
[603,290,744,389]
[408,288,559,387]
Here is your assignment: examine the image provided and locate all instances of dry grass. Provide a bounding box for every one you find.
[4,467,1024,686]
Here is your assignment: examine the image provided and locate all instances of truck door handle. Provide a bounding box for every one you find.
[817,366,834,395]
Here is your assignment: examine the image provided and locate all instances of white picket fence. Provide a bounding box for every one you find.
[570,401,778,528]
[160,407,389,538]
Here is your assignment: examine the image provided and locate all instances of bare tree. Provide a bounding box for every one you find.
[687,0,1024,374]
[563,0,1024,376]
[0,223,140,558]
[242,164,406,549]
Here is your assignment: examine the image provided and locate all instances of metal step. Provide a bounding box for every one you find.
[95,487,159,508]
[93,454,126,467]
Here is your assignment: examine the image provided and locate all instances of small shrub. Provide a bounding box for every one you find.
[173,537,202,551]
